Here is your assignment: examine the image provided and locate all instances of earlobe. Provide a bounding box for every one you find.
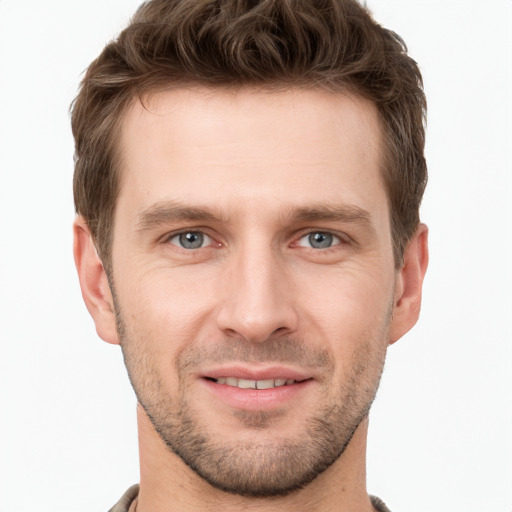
[389,223,429,344]
[73,217,120,345]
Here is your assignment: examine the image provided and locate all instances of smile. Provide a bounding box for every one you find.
[211,377,300,389]
[202,372,314,410]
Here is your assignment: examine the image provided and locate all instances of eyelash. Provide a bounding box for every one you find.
[163,229,350,252]
[165,230,218,250]
[294,231,346,250]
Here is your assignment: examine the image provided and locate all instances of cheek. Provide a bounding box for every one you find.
[294,266,394,368]
[297,265,395,328]
[115,265,220,351]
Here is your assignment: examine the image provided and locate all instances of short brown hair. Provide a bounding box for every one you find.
[72,0,427,269]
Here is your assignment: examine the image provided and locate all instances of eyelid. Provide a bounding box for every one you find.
[159,227,351,250]
[171,231,212,248]
[292,229,352,249]
[161,228,220,249]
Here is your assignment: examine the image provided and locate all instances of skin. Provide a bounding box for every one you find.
[74,87,428,512]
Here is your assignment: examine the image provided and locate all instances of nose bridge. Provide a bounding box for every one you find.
[216,235,297,342]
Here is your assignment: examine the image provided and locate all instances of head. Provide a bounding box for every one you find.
[72,0,426,272]
[72,0,428,500]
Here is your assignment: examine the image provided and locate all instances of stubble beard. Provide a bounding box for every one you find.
[114,300,389,498]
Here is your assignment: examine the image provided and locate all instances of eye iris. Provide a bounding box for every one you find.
[179,232,204,249]
[309,232,333,249]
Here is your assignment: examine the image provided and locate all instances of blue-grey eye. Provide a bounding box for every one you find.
[169,231,211,249]
[298,231,340,249]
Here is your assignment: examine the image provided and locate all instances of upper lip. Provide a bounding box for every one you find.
[200,365,313,382]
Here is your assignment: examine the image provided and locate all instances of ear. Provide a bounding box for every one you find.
[389,223,429,344]
[73,217,120,345]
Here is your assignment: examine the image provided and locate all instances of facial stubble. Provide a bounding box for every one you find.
[113,294,390,498]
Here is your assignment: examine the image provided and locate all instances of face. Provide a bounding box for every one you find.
[106,88,400,496]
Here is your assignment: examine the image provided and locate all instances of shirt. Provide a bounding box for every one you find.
[109,484,392,511]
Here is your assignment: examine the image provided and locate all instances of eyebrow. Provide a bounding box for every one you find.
[136,200,375,232]
[136,201,227,231]
[289,204,373,226]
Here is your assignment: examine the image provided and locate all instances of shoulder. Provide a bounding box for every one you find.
[108,484,140,512]
[370,495,392,512]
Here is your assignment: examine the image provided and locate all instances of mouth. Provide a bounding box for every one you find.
[200,368,314,411]
[205,376,309,390]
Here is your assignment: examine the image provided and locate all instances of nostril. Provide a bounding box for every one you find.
[216,300,299,343]
[223,327,240,339]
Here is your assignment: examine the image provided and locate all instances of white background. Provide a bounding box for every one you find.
[0,1,510,511]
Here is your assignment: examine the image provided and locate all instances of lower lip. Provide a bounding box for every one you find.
[201,378,313,411]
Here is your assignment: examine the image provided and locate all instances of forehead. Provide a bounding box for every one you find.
[116,87,387,222]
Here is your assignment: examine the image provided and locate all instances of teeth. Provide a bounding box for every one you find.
[256,379,275,390]
[214,377,298,389]
[238,378,256,389]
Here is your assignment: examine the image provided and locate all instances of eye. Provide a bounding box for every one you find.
[297,231,341,249]
[168,231,212,250]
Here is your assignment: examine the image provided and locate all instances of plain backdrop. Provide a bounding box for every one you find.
[0,1,510,511]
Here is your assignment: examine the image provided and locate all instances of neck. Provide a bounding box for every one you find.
[135,404,375,512]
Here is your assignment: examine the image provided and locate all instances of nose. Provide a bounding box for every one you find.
[215,243,299,343]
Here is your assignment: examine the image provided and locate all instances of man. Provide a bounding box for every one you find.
[72,0,428,510]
